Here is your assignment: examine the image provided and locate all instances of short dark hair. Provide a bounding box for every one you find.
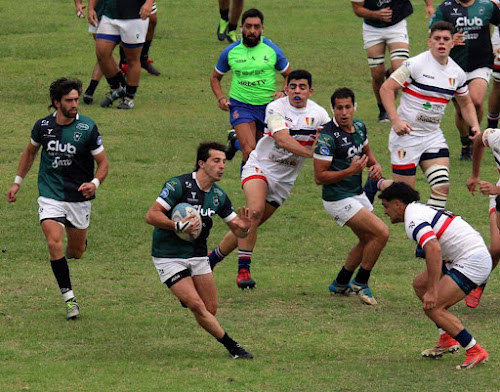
[378,182,420,204]
[331,87,355,107]
[49,77,82,109]
[241,8,264,25]
[429,21,454,37]
[288,70,312,88]
[195,141,226,170]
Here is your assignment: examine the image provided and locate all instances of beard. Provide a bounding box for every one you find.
[60,106,77,119]
[242,32,261,47]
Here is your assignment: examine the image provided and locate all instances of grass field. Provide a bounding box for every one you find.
[1,1,500,391]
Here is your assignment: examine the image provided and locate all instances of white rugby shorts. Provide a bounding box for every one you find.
[152,256,211,284]
[241,162,293,207]
[362,19,409,49]
[97,15,149,45]
[389,130,448,168]
[465,67,492,84]
[322,193,373,227]
[444,249,492,286]
[38,196,91,229]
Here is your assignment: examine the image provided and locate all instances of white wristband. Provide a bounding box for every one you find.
[14,175,23,185]
[91,178,100,189]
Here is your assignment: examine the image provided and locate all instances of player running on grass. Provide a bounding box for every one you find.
[145,142,253,359]
[314,87,389,305]
[6,78,109,320]
[208,70,330,289]
[380,182,491,369]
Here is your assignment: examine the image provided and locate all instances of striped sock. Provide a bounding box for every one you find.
[238,249,252,271]
[208,246,228,270]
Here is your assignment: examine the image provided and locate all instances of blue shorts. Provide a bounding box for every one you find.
[229,98,267,131]
[442,263,477,295]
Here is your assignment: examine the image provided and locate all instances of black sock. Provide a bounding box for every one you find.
[106,72,123,90]
[85,80,99,95]
[377,103,386,114]
[336,266,354,285]
[228,23,237,32]
[354,267,371,285]
[217,332,237,350]
[460,135,471,147]
[50,257,72,293]
[117,72,126,88]
[125,84,137,99]
[219,8,229,20]
[141,40,152,62]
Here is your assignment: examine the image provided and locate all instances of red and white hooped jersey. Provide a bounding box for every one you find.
[391,50,468,137]
[245,97,330,184]
[404,202,487,262]
[482,127,500,172]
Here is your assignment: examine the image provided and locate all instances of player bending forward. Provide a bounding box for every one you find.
[380,182,491,370]
[146,142,253,359]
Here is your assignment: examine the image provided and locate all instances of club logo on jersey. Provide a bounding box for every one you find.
[319,146,330,156]
[47,140,76,154]
[159,187,169,198]
[263,55,269,63]
[41,120,49,126]
[213,195,219,207]
[97,136,103,146]
[74,132,82,142]
[305,117,314,126]
[448,78,455,88]
[185,181,192,189]
[398,149,406,159]
[456,16,484,28]
[76,123,89,131]
[409,221,415,229]
[422,102,432,110]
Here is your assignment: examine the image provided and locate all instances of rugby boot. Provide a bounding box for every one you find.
[236,268,256,289]
[117,97,135,110]
[100,87,125,107]
[66,300,80,320]
[328,279,353,296]
[456,343,488,370]
[350,280,378,305]
[141,58,160,76]
[421,333,460,358]
[228,343,254,359]
[224,130,239,161]
[465,285,485,308]
[217,18,228,41]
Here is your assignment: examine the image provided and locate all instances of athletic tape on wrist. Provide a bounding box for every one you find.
[14,175,23,185]
[91,178,100,188]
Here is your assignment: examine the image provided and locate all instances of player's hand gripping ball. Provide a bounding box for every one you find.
[171,203,202,242]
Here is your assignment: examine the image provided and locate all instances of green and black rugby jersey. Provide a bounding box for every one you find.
[101,0,147,19]
[313,118,368,202]
[31,113,103,202]
[152,172,237,259]
[431,0,500,72]
[360,0,413,28]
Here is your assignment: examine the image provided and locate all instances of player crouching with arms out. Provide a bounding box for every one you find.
[145,141,254,359]
[313,87,389,305]
[379,182,491,369]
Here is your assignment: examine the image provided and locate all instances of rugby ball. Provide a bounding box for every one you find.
[171,203,202,242]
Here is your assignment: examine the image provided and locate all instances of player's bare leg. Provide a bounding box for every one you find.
[66,227,88,260]
[366,43,389,122]
[234,121,257,162]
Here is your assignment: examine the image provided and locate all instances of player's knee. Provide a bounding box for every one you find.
[187,298,207,316]
[46,238,64,254]
[425,164,449,208]
[389,48,409,62]
[205,301,218,316]
[377,223,390,245]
